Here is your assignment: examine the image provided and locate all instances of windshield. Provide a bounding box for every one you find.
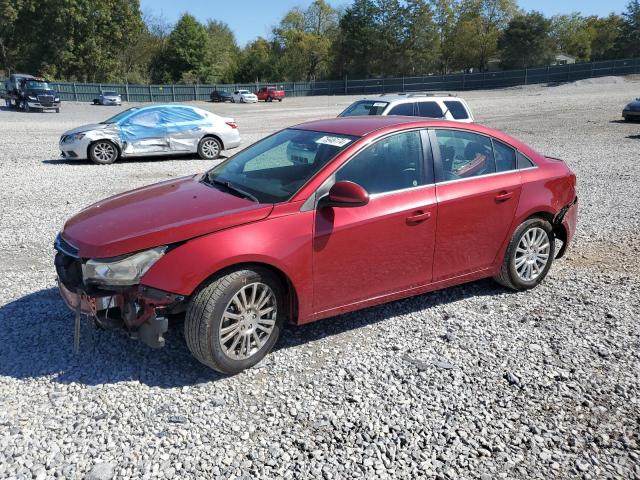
[25,81,51,90]
[101,107,140,124]
[339,100,389,117]
[103,91,118,96]
[204,129,358,203]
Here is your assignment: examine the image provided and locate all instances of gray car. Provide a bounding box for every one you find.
[623,98,640,121]
[59,104,241,164]
[93,90,122,106]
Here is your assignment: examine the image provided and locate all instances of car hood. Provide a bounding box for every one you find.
[62,175,273,258]
[625,100,640,110]
[62,123,113,136]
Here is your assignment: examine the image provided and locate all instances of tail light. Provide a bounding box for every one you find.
[226,121,238,129]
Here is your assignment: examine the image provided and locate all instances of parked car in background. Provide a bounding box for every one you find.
[622,98,640,121]
[210,90,233,103]
[231,89,258,103]
[339,94,474,123]
[54,116,577,374]
[59,104,240,164]
[256,86,285,102]
[3,74,61,112]
[93,91,122,106]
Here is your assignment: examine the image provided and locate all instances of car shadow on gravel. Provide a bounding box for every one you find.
[0,280,505,387]
[42,154,228,166]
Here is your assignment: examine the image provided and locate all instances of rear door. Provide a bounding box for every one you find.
[312,129,437,313]
[430,128,521,280]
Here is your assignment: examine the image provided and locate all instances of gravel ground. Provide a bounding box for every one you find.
[0,77,639,479]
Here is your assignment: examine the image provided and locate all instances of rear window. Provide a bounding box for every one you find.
[417,101,444,118]
[388,102,415,116]
[339,100,389,117]
[517,152,536,168]
[444,100,469,120]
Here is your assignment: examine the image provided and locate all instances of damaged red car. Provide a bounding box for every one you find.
[55,116,577,374]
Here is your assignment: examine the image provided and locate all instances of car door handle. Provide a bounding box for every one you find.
[406,211,432,224]
[495,191,514,202]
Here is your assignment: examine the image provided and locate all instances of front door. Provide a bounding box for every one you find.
[312,129,438,314]
[120,108,169,155]
[431,129,521,280]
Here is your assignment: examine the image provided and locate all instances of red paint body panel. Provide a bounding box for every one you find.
[433,172,521,280]
[63,175,272,258]
[312,186,437,313]
[60,117,578,326]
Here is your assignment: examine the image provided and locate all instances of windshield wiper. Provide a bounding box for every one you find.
[210,178,259,203]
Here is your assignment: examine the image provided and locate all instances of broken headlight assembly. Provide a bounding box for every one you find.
[82,246,167,286]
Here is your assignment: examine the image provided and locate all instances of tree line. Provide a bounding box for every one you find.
[1,0,639,84]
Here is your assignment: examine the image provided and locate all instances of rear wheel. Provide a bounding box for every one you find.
[89,140,119,165]
[494,218,555,291]
[185,268,285,374]
[197,136,222,160]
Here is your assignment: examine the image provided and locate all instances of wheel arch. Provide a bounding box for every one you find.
[200,133,225,150]
[192,261,299,325]
[87,138,121,159]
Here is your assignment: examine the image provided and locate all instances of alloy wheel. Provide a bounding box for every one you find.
[93,142,116,163]
[514,227,551,281]
[201,138,220,159]
[218,282,277,360]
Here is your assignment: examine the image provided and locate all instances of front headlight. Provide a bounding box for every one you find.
[64,133,85,143]
[28,96,37,101]
[54,97,60,102]
[82,246,167,286]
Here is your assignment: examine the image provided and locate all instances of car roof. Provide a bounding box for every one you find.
[370,94,462,102]
[293,116,471,137]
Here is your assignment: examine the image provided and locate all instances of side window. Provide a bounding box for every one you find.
[492,139,516,172]
[434,129,495,181]
[336,130,425,195]
[517,151,536,169]
[417,101,444,118]
[388,102,415,116]
[443,101,470,120]
[128,110,161,127]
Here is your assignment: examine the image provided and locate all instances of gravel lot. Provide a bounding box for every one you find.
[0,77,639,480]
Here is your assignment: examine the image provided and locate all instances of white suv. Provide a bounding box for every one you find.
[338,94,474,123]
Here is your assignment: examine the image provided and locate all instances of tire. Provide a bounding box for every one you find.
[56,108,60,113]
[21,100,30,112]
[184,267,285,374]
[231,98,235,103]
[88,140,119,165]
[494,218,555,291]
[278,98,283,102]
[267,96,273,102]
[197,136,222,160]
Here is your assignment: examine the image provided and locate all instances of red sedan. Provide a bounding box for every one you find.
[55,116,578,373]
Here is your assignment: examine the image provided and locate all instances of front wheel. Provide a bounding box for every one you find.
[494,218,555,291]
[21,100,30,112]
[197,136,222,160]
[88,140,119,165]
[185,268,285,374]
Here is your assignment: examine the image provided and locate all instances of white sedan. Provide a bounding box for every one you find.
[231,90,258,103]
[59,104,241,165]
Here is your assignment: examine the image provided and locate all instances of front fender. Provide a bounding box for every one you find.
[141,208,315,320]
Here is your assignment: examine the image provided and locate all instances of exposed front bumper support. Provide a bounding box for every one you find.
[57,280,184,349]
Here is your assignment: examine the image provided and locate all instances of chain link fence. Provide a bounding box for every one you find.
[3,58,639,103]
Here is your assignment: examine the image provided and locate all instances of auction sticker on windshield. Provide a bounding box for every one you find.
[373,102,387,107]
[315,136,352,147]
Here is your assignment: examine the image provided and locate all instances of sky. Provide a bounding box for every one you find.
[139,0,630,46]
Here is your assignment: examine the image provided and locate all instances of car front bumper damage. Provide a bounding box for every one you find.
[55,248,186,349]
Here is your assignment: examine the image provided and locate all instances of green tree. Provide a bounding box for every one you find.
[236,38,280,82]
[206,20,240,84]
[550,13,593,61]
[499,12,554,68]
[163,14,211,83]
[402,0,440,75]
[430,0,457,73]
[615,0,640,57]
[333,0,380,78]
[586,14,623,61]
[452,0,519,71]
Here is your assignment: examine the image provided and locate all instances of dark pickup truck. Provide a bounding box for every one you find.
[3,74,61,112]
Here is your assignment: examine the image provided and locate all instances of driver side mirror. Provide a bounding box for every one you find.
[320,181,369,208]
